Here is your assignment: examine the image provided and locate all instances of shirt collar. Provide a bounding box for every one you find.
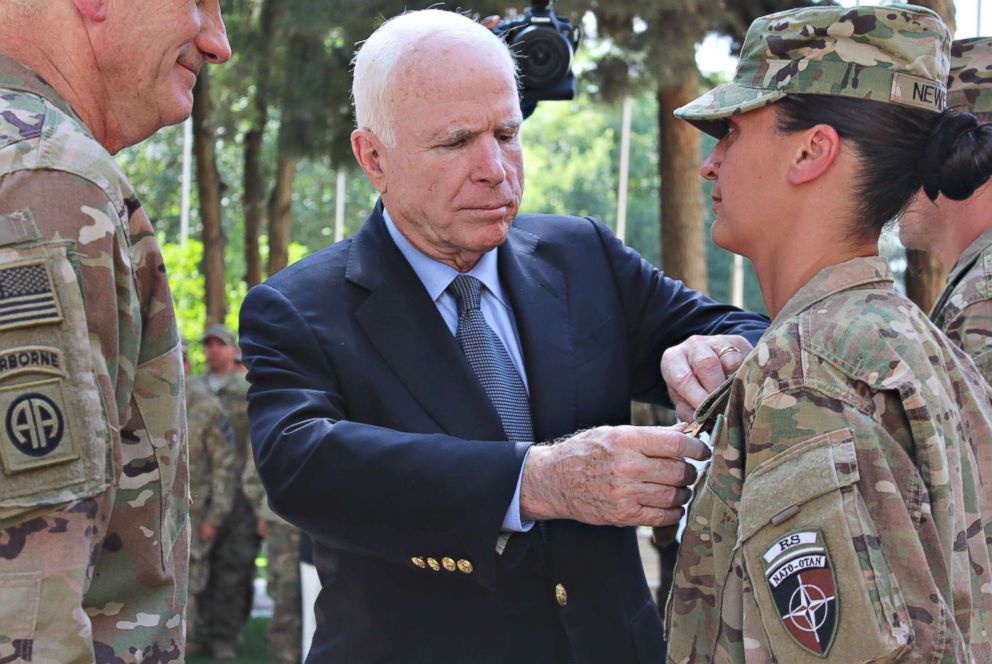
[773,255,894,325]
[0,54,85,126]
[947,226,992,287]
[382,208,507,305]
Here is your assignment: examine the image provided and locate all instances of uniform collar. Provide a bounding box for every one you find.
[773,256,893,325]
[946,227,992,287]
[0,54,85,126]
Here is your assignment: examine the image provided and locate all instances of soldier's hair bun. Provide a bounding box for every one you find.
[777,94,992,240]
[920,110,992,202]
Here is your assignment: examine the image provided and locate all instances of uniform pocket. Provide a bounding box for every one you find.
[739,429,912,663]
[129,344,187,569]
[0,571,41,639]
[0,243,110,523]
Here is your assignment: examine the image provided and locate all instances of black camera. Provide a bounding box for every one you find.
[492,0,580,103]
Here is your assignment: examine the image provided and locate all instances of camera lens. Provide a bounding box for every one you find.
[514,26,572,88]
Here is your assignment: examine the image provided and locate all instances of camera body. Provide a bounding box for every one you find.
[492,0,580,103]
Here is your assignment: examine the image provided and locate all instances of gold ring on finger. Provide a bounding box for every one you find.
[717,345,741,359]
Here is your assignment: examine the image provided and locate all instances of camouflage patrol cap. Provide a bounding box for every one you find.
[676,4,951,138]
[202,324,236,347]
[947,37,992,116]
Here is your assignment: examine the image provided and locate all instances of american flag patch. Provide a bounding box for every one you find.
[0,261,62,330]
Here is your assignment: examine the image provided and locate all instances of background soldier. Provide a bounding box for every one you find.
[900,36,992,378]
[191,324,259,660]
[244,458,303,664]
[183,342,240,656]
[0,1,229,661]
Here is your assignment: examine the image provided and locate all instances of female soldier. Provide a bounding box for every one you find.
[666,5,992,663]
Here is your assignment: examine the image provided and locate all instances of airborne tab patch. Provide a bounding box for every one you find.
[762,529,838,656]
[0,260,62,331]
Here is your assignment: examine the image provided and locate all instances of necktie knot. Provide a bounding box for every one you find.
[448,274,483,315]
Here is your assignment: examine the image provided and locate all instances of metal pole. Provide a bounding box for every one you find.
[180,117,193,244]
[334,167,346,242]
[616,95,633,243]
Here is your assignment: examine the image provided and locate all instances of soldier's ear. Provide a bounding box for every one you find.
[787,124,841,185]
[71,0,108,22]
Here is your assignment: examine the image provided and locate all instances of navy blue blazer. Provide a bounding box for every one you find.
[239,204,768,663]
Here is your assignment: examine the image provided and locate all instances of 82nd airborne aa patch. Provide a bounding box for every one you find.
[762,530,838,656]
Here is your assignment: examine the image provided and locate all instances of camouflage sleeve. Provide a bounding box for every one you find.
[944,301,992,382]
[243,453,277,522]
[204,409,239,528]
[736,387,933,662]
[0,170,125,658]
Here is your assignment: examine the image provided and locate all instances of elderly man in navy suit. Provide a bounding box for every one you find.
[239,9,767,663]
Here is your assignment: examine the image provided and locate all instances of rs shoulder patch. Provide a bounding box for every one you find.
[762,529,838,656]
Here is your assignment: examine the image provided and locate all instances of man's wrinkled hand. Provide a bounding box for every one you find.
[519,425,710,527]
[661,334,751,421]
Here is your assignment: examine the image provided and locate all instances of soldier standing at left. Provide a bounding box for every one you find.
[191,324,259,660]
[0,0,230,662]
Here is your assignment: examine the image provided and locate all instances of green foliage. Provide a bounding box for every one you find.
[123,1,775,335]
[161,237,308,371]
[521,91,766,314]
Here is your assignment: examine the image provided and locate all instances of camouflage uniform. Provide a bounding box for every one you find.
[669,7,992,663]
[190,370,258,652]
[667,258,992,662]
[930,228,992,380]
[243,454,303,664]
[675,5,950,139]
[185,377,238,649]
[0,56,187,662]
[928,39,992,379]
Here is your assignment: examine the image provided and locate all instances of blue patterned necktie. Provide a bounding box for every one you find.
[447,275,534,443]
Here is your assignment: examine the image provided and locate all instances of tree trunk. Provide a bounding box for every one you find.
[242,0,282,288]
[903,0,953,311]
[243,128,265,287]
[193,68,227,325]
[266,155,299,276]
[658,72,708,294]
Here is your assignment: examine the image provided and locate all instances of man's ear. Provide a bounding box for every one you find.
[351,129,388,194]
[71,0,108,22]
[787,124,841,185]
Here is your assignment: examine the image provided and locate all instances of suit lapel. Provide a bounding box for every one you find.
[347,205,505,442]
[499,226,575,443]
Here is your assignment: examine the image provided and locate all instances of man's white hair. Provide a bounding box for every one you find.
[351,9,518,147]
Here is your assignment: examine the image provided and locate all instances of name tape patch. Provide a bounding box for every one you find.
[762,529,838,657]
[891,73,947,112]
